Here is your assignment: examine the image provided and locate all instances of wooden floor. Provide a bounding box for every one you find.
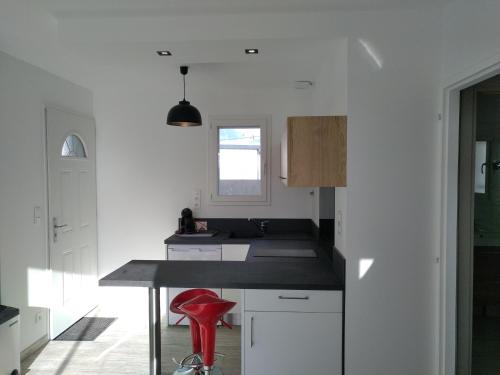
[22,306,241,375]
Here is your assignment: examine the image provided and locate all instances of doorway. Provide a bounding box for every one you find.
[46,107,98,338]
[457,75,500,374]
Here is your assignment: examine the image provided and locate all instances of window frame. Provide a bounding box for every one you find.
[208,115,271,205]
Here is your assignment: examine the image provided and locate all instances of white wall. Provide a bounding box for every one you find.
[311,38,348,225]
[94,51,347,275]
[442,0,500,84]
[0,51,93,350]
[342,10,442,375]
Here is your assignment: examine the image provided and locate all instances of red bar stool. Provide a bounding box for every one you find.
[179,295,236,375]
[170,288,218,355]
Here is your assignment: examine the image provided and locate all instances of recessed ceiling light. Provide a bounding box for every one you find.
[157,50,172,56]
[245,48,259,55]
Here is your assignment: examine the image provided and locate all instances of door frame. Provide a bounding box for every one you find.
[440,57,500,375]
[44,105,98,339]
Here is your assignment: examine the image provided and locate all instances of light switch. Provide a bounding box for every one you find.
[34,206,41,224]
[192,189,201,209]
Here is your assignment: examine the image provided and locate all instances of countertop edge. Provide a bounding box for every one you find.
[0,306,20,326]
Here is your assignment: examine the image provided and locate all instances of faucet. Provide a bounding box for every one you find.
[248,218,269,234]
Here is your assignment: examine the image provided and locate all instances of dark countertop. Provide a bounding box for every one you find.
[0,305,20,325]
[99,257,343,290]
[101,223,345,291]
[164,231,313,245]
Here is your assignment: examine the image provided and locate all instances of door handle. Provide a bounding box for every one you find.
[250,315,254,348]
[53,217,67,242]
[278,295,310,300]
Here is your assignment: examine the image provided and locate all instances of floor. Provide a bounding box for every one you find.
[472,316,500,375]
[472,246,500,374]
[21,304,241,375]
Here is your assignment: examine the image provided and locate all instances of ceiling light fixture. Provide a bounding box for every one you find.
[157,50,172,56]
[166,66,202,127]
[245,48,259,54]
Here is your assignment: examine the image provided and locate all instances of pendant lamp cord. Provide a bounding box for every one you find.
[183,74,186,101]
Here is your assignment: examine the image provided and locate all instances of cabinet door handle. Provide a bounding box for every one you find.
[250,316,254,348]
[9,320,19,327]
[196,248,218,252]
[279,176,287,180]
[278,295,310,300]
[169,248,190,252]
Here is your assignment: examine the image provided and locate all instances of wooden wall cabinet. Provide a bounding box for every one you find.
[281,116,346,187]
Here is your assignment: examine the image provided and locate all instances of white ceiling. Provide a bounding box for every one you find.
[0,0,449,94]
[33,0,451,16]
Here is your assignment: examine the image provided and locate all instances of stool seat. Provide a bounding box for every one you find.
[170,288,219,316]
[179,295,236,373]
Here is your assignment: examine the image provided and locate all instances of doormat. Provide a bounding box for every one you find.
[54,317,116,341]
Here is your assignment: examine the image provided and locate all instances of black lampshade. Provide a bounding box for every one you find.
[166,66,202,127]
[167,100,202,127]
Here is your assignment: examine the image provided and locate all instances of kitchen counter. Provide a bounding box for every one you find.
[99,254,343,290]
[0,305,19,326]
[103,232,344,290]
[163,231,313,245]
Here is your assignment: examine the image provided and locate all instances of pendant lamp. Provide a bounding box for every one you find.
[166,66,202,127]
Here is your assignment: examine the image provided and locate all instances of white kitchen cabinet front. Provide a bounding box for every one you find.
[166,244,222,325]
[221,244,250,323]
[243,311,342,375]
[0,315,20,375]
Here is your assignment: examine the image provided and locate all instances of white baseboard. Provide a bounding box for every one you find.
[21,334,48,360]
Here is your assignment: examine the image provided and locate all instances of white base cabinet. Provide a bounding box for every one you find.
[242,289,342,375]
[166,245,222,325]
[221,244,249,324]
[0,315,20,375]
[166,243,249,325]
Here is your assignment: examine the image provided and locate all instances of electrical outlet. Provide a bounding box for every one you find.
[192,189,201,209]
[33,206,41,224]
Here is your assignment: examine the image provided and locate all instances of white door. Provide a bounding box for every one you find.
[243,312,342,375]
[46,107,98,338]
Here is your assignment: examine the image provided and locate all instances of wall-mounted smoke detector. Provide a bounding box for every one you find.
[294,80,314,89]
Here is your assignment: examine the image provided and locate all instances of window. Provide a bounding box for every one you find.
[61,134,87,158]
[209,116,270,205]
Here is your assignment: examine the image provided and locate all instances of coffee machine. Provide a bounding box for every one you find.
[179,208,196,234]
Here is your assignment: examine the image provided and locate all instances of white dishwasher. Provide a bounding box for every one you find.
[0,306,20,375]
[166,244,222,325]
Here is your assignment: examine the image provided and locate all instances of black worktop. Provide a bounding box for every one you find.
[164,231,314,245]
[99,256,343,290]
[100,219,344,291]
[100,237,344,290]
[165,218,316,245]
[0,305,19,325]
